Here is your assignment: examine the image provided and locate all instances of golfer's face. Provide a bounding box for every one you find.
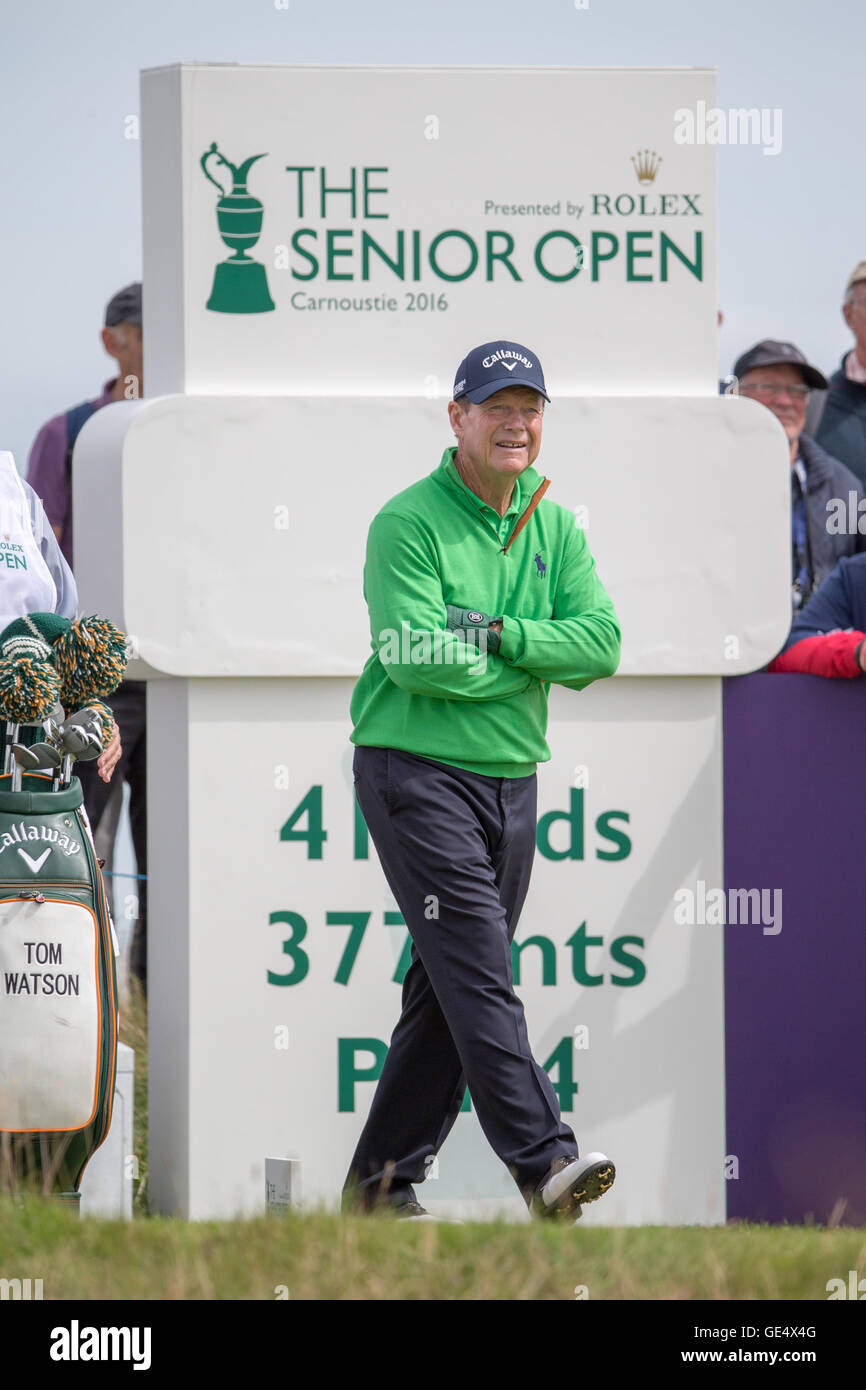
[458,386,544,478]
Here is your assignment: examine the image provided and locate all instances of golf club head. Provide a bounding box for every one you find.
[64,706,105,732]
[59,724,103,757]
[58,710,105,752]
[73,733,103,763]
[11,744,40,769]
[28,741,63,770]
[43,717,63,747]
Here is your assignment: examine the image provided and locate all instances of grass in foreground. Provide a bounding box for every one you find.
[117,974,148,1212]
[1,1197,864,1300]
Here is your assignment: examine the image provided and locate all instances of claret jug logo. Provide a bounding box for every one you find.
[201,142,275,314]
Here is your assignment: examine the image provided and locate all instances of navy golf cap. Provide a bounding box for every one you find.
[453,340,550,405]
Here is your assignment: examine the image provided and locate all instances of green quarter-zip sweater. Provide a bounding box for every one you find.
[350,446,621,778]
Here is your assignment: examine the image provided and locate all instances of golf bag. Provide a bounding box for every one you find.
[0,770,118,1200]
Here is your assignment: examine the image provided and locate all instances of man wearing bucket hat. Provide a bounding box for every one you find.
[733,338,866,610]
[344,341,621,1221]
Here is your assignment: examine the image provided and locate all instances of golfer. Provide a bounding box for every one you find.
[344,341,621,1220]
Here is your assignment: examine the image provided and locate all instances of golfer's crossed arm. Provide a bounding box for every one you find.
[366,512,621,698]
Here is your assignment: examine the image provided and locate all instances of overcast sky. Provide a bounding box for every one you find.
[2,0,864,470]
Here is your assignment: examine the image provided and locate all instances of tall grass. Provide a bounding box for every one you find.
[0,1199,863,1299]
[118,976,148,1212]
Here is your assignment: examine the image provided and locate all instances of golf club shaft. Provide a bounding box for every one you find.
[4,722,19,775]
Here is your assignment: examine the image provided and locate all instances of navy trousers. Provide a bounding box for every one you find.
[344,745,578,1209]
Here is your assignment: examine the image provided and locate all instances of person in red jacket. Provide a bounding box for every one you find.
[768,553,866,677]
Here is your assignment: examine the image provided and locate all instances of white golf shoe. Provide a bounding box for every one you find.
[532,1152,616,1220]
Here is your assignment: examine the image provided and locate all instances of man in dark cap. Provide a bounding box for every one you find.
[27,282,147,995]
[733,339,866,610]
[343,341,621,1222]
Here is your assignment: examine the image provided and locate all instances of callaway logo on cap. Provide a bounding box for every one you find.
[453,340,550,405]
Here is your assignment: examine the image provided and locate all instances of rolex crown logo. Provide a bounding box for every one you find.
[631,149,662,185]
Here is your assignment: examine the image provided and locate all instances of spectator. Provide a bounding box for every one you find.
[768,552,866,677]
[733,339,866,609]
[808,261,866,487]
[27,283,142,570]
[26,282,147,995]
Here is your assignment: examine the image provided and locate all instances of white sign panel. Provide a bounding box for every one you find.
[147,675,724,1223]
[141,65,717,397]
[75,394,790,679]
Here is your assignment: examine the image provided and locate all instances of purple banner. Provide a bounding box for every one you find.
[723,672,866,1225]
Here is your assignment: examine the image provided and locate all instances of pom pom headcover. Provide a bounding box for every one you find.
[0,662,61,723]
[0,612,72,650]
[0,654,61,724]
[0,613,68,723]
[0,612,125,727]
[54,616,127,707]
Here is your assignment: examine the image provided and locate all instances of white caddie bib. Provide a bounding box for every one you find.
[0,451,57,632]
